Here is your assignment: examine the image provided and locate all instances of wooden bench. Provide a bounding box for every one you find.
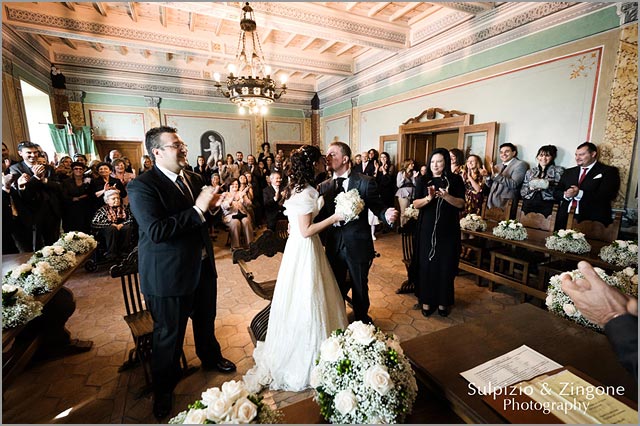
[232,230,287,345]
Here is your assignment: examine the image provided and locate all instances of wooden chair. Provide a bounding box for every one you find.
[396,219,416,294]
[489,201,557,300]
[460,199,512,285]
[232,230,287,345]
[109,247,191,393]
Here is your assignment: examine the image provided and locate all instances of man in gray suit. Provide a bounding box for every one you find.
[484,142,529,214]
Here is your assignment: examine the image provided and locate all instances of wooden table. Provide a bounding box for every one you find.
[2,250,94,390]
[401,304,637,424]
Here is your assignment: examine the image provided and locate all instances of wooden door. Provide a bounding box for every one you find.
[457,122,498,169]
[96,140,144,173]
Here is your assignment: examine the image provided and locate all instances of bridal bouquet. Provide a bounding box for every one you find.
[54,231,97,254]
[335,189,365,224]
[599,240,638,267]
[3,262,61,295]
[460,213,487,232]
[545,229,591,254]
[169,380,282,424]
[311,321,418,424]
[546,267,625,331]
[402,204,419,221]
[613,267,638,298]
[492,219,527,240]
[2,284,44,329]
[29,245,77,272]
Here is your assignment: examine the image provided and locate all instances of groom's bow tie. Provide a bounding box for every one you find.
[334,177,346,194]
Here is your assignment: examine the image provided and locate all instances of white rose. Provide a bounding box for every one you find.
[545,294,553,307]
[42,247,53,257]
[320,337,342,362]
[184,408,207,424]
[53,246,65,255]
[562,303,577,316]
[309,367,321,388]
[616,240,628,248]
[508,223,517,229]
[348,321,375,345]
[78,232,89,238]
[221,380,247,402]
[629,244,638,253]
[231,397,258,423]
[623,267,635,277]
[64,234,74,242]
[206,395,232,422]
[558,230,567,237]
[572,232,584,239]
[363,365,393,396]
[201,387,223,407]
[2,284,18,292]
[334,389,358,416]
[631,275,638,285]
[32,262,53,276]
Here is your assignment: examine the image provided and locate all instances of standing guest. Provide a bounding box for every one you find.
[2,166,18,254]
[258,142,275,165]
[193,155,211,183]
[272,153,289,187]
[73,153,88,166]
[265,156,274,174]
[220,154,238,185]
[449,148,465,175]
[554,142,620,229]
[376,151,397,208]
[61,162,93,233]
[235,151,249,175]
[128,126,235,420]
[3,142,19,173]
[412,148,465,317]
[317,141,398,323]
[352,154,363,174]
[395,159,417,227]
[91,189,134,260]
[122,157,135,174]
[91,162,126,210]
[54,155,73,181]
[521,145,564,216]
[263,171,286,231]
[86,160,100,179]
[483,142,529,214]
[461,154,485,216]
[419,164,428,176]
[362,149,378,177]
[111,158,136,188]
[212,159,224,176]
[108,149,121,164]
[246,154,258,176]
[219,178,254,250]
[139,154,153,175]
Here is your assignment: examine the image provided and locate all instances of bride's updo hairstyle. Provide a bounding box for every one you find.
[287,144,321,197]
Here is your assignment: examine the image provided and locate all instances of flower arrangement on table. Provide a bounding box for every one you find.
[460,213,487,232]
[335,189,365,224]
[545,229,591,254]
[599,240,638,267]
[54,231,97,254]
[492,219,527,241]
[3,262,61,295]
[2,284,43,329]
[169,379,283,424]
[546,267,626,331]
[29,245,77,272]
[311,321,418,424]
[613,267,638,298]
[402,204,419,221]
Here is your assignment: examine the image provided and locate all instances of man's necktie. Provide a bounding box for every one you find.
[500,163,507,174]
[571,168,589,210]
[176,175,194,204]
[335,177,346,194]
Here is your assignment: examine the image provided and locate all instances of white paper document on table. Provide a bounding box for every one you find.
[460,344,562,395]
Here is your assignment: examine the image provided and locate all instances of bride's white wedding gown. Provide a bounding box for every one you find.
[244,185,348,392]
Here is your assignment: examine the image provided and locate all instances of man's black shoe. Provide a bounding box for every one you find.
[153,392,173,420]
[202,357,237,373]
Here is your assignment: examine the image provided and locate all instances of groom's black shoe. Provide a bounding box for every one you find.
[153,392,173,420]
[202,357,236,373]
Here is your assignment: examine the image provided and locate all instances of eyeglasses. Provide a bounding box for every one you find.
[73,167,85,171]
[161,143,187,150]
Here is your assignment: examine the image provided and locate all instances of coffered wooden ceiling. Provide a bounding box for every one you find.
[3,1,501,102]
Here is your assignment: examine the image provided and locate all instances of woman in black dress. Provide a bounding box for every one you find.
[62,162,93,233]
[412,148,465,317]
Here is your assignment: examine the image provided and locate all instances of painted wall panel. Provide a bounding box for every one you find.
[265,120,302,144]
[90,110,145,141]
[323,115,350,147]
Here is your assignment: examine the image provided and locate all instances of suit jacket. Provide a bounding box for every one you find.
[485,157,529,209]
[604,314,638,379]
[317,172,388,262]
[8,161,61,226]
[262,185,284,225]
[127,166,216,297]
[554,161,620,226]
[357,161,376,177]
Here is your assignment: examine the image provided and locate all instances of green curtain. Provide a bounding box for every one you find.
[47,124,98,157]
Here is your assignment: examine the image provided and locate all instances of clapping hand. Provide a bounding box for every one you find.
[32,164,46,179]
[427,185,436,199]
[17,173,30,188]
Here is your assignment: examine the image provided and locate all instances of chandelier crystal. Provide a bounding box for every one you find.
[213,2,287,115]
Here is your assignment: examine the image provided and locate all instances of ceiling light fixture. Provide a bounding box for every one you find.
[213,2,287,115]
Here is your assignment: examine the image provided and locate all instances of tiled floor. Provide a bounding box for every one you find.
[2,230,520,424]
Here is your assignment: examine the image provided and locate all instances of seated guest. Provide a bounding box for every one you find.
[520,145,564,217]
[61,162,93,233]
[139,154,153,175]
[91,189,134,260]
[218,179,254,250]
[91,162,126,211]
[554,141,620,229]
[263,171,286,231]
[483,142,529,214]
[461,154,485,216]
[238,173,255,224]
[220,154,239,185]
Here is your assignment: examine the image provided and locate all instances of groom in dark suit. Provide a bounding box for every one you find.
[128,126,235,419]
[317,141,398,323]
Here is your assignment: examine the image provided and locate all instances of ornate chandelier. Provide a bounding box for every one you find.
[214,2,287,115]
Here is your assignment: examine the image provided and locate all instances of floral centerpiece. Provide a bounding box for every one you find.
[460,213,487,232]
[169,380,282,424]
[29,245,77,272]
[599,240,638,267]
[545,229,591,254]
[2,284,44,329]
[492,219,527,241]
[402,204,419,221]
[54,231,97,254]
[335,189,365,224]
[311,321,418,424]
[546,267,624,331]
[613,267,638,298]
[3,262,61,295]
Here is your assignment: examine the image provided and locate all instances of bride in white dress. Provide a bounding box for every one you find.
[244,145,348,392]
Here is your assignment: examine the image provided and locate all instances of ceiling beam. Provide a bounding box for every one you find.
[127,2,138,22]
[159,5,167,27]
[283,33,297,48]
[367,2,390,18]
[214,19,223,36]
[472,2,496,11]
[60,37,77,50]
[90,42,104,52]
[345,2,358,12]
[166,53,173,61]
[93,2,108,17]
[142,49,151,58]
[300,37,316,51]
[261,28,273,44]
[335,43,353,57]
[300,72,312,80]
[409,5,442,26]
[188,12,196,32]
[438,2,488,15]
[38,34,52,46]
[118,46,128,56]
[318,40,336,54]
[63,2,75,11]
[390,2,421,22]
